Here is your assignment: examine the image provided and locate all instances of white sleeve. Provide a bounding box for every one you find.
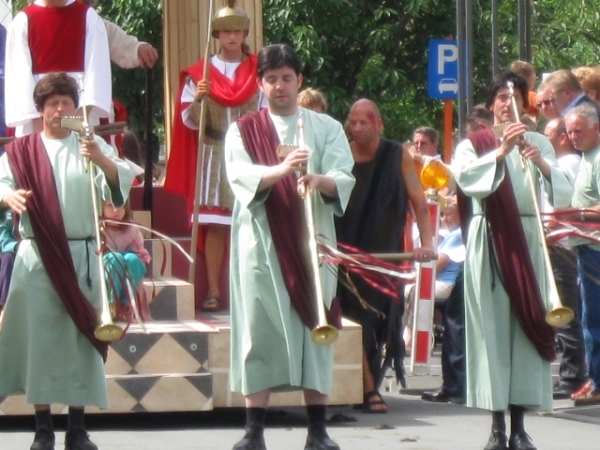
[181,79,199,130]
[103,18,143,69]
[5,12,39,127]
[83,8,112,121]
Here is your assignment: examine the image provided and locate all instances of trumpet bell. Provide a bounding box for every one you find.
[311,325,339,345]
[545,307,575,328]
[95,323,124,342]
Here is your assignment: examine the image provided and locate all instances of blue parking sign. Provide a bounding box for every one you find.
[428,40,458,99]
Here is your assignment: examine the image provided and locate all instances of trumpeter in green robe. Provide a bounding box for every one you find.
[225,107,355,396]
[451,131,573,411]
[0,133,134,408]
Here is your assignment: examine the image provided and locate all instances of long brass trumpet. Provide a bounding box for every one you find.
[62,77,124,342]
[297,112,339,345]
[506,81,574,327]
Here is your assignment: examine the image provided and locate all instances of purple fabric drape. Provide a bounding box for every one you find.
[6,133,108,360]
[237,109,341,330]
[466,128,556,361]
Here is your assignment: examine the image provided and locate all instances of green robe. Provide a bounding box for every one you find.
[225,107,355,396]
[0,133,134,408]
[451,131,573,411]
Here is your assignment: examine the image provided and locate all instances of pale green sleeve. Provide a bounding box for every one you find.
[318,119,355,217]
[526,132,573,209]
[451,137,505,199]
[95,135,135,207]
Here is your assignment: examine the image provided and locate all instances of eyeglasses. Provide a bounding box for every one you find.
[535,97,555,110]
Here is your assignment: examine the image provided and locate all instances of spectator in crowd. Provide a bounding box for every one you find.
[564,104,600,406]
[543,117,588,400]
[297,88,328,113]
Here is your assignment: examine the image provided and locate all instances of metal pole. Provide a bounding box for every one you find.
[518,0,526,60]
[143,68,154,211]
[525,0,532,61]
[465,0,473,115]
[456,0,466,138]
[491,0,499,75]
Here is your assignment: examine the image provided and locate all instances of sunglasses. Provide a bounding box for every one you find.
[535,97,555,109]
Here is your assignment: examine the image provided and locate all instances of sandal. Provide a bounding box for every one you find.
[362,390,388,414]
[201,295,220,312]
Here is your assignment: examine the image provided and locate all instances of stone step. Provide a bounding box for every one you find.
[143,276,194,321]
[202,314,363,408]
[0,317,362,415]
[105,321,215,376]
[0,371,213,415]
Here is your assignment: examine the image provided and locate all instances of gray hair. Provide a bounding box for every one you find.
[565,104,599,128]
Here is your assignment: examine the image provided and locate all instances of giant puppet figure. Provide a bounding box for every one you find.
[164,0,260,312]
[5,0,111,137]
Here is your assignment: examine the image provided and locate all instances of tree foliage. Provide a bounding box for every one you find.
[96,0,163,157]
[263,0,600,143]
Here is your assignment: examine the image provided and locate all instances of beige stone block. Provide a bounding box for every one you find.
[140,375,212,412]
[144,277,195,321]
[329,367,363,405]
[105,348,132,375]
[135,334,202,374]
[132,211,152,238]
[208,329,230,370]
[148,239,173,277]
[334,326,362,366]
[88,378,139,414]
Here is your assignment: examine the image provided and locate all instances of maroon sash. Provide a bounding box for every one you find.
[466,128,556,361]
[6,134,108,360]
[236,109,341,330]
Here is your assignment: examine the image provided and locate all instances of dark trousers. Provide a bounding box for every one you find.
[551,247,587,386]
[0,252,15,307]
[441,267,465,397]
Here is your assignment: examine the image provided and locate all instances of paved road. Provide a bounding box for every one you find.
[2,356,598,449]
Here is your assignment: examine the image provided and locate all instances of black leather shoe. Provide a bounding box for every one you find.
[30,429,55,450]
[304,431,340,450]
[65,429,98,450]
[232,430,266,450]
[421,389,464,404]
[508,431,537,450]
[484,430,508,450]
[552,383,574,400]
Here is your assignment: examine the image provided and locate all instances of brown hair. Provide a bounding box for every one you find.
[539,69,582,93]
[33,72,79,111]
[509,61,535,80]
[297,88,328,112]
[413,126,439,144]
[572,66,600,97]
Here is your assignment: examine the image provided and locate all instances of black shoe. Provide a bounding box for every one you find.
[484,431,508,450]
[31,429,55,450]
[421,389,464,404]
[232,429,266,450]
[508,431,537,450]
[65,429,98,450]
[552,383,574,400]
[304,431,340,450]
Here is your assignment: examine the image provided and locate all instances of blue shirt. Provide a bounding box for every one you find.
[437,227,464,285]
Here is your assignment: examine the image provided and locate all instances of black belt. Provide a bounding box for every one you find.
[23,236,95,289]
